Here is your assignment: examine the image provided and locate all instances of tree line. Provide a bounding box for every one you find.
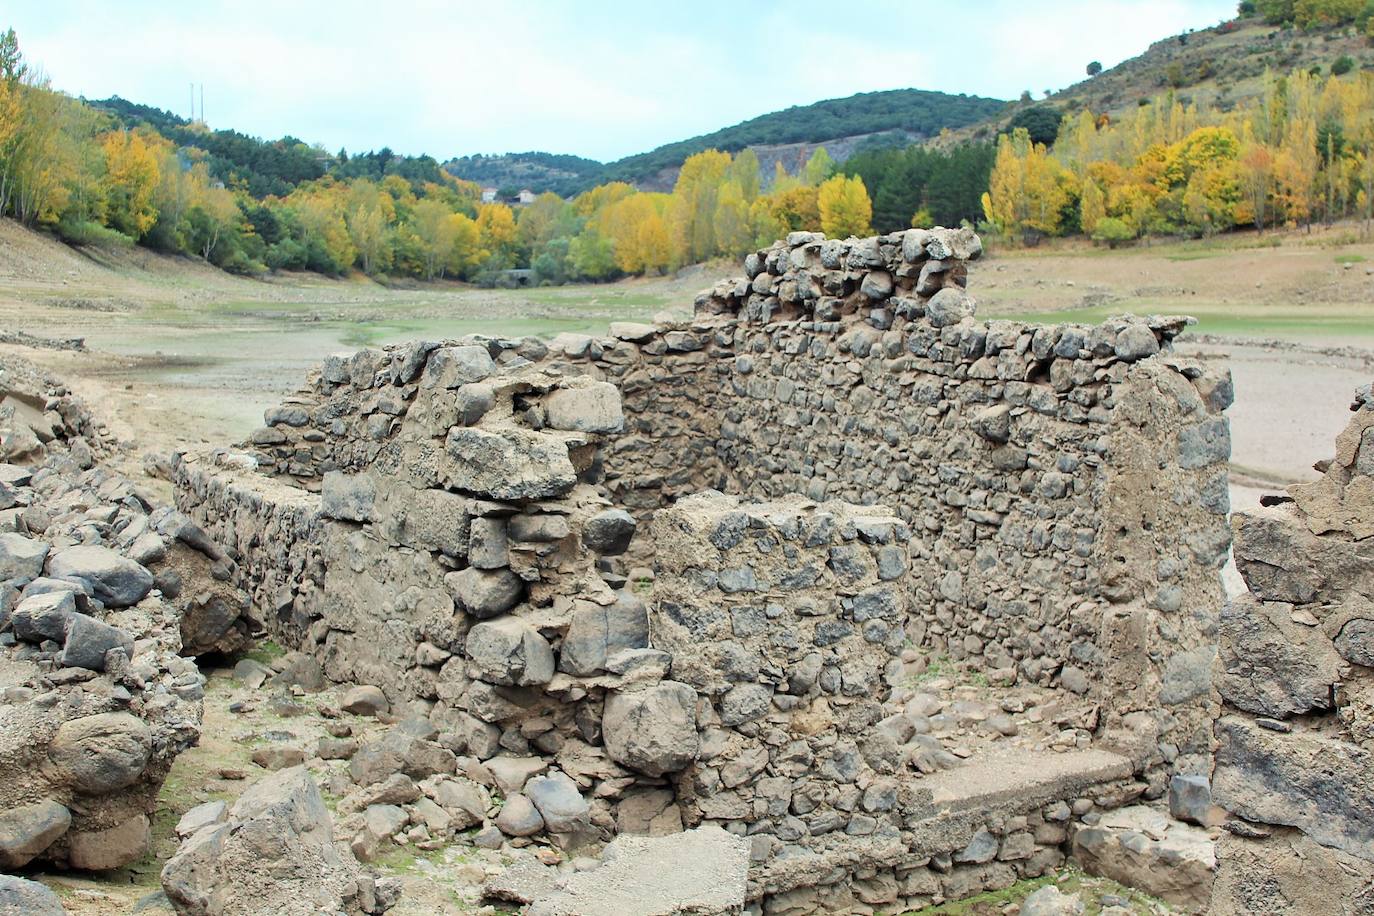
[0,27,898,284]
[981,67,1374,244]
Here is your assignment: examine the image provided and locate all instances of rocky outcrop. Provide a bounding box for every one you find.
[0,461,212,871]
[0,353,252,873]
[1212,386,1374,912]
[160,765,400,916]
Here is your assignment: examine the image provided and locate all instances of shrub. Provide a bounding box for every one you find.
[221,249,266,276]
[266,238,308,271]
[55,218,134,249]
[1087,61,1103,76]
[1332,53,1357,73]
[1092,217,1136,248]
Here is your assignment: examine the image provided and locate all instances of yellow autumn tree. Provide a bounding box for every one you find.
[600,192,670,274]
[101,130,161,239]
[727,149,761,202]
[573,181,635,217]
[476,202,518,268]
[669,149,732,265]
[188,180,242,260]
[713,179,754,257]
[804,147,835,186]
[447,212,482,278]
[749,185,820,246]
[289,181,356,274]
[345,179,395,274]
[817,174,872,238]
[1079,177,1106,236]
[411,197,459,280]
[982,128,1070,241]
[1274,117,1319,226]
[516,191,569,253]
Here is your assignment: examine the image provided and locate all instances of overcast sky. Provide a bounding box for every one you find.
[7,1,1237,163]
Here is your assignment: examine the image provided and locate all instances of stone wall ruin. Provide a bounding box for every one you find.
[172,227,1236,912]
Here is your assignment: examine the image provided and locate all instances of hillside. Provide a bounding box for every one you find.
[599,89,1005,189]
[440,151,605,197]
[936,15,1374,148]
[91,96,450,197]
[442,88,1005,194]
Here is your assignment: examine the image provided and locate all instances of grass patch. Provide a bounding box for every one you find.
[896,873,1056,915]
[981,302,1374,342]
[894,866,1165,915]
[371,842,465,876]
[907,654,954,687]
[1335,253,1367,264]
[243,638,286,664]
[904,655,991,690]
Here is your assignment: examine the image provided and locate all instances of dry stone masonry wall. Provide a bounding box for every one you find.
[172,228,1234,912]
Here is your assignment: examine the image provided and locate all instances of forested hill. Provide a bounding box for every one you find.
[442,152,605,198]
[441,88,1007,194]
[91,96,449,198]
[599,88,1006,188]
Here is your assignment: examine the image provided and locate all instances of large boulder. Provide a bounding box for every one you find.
[349,729,457,786]
[523,770,590,834]
[67,813,151,871]
[1071,806,1215,910]
[0,532,48,581]
[1210,829,1374,916]
[49,712,153,794]
[46,545,154,608]
[582,509,637,556]
[925,288,975,328]
[60,614,134,671]
[465,618,555,687]
[602,682,699,777]
[446,567,523,619]
[443,427,577,501]
[421,345,494,389]
[161,766,399,916]
[1217,594,1342,718]
[544,381,624,434]
[0,875,67,916]
[559,592,649,676]
[321,472,376,523]
[10,590,75,643]
[1213,716,1374,858]
[0,799,71,868]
